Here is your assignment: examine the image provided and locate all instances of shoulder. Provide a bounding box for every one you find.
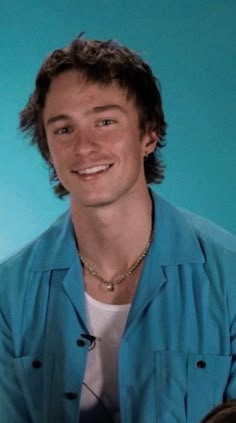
[177,208,236,320]
[151,189,236,255]
[180,208,236,256]
[0,211,71,294]
[151,189,236,261]
[177,208,236,309]
[154,191,236,310]
[151,189,236,276]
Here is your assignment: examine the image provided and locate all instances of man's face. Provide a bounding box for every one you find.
[43,70,157,209]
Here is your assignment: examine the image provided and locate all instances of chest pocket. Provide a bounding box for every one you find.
[154,351,232,423]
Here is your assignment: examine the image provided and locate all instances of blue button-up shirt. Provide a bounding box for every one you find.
[0,191,236,422]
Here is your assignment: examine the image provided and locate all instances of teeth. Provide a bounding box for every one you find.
[78,164,110,175]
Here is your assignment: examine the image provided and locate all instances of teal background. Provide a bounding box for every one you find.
[1,0,235,260]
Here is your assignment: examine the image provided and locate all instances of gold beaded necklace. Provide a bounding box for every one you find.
[79,235,152,292]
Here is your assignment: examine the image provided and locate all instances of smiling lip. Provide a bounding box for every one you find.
[71,163,113,177]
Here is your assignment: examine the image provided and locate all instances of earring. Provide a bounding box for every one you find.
[144,152,149,160]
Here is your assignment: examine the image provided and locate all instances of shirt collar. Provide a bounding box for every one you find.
[32,211,77,271]
[150,189,205,265]
[32,189,205,271]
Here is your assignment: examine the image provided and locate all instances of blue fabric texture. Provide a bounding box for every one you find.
[0,190,236,423]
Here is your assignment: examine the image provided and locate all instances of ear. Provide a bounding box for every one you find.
[142,130,159,157]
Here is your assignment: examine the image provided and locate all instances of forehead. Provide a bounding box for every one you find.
[44,70,135,110]
[42,70,143,129]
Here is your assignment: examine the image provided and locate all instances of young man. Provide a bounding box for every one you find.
[0,36,236,423]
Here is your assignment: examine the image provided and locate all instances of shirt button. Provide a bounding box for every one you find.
[64,392,78,400]
[32,360,42,369]
[76,339,86,347]
[196,360,206,369]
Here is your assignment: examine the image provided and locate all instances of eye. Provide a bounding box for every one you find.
[102,119,113,126]
[96,119,115,127]
[54,126,73,135]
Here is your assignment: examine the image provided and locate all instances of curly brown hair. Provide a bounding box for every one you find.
[20,34,167,198]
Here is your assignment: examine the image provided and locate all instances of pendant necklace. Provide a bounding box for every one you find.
[79,235,152,292]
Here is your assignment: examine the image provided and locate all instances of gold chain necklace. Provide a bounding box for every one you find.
[79,236,152,292]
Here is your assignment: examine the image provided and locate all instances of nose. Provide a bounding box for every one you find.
[73,128,98,156]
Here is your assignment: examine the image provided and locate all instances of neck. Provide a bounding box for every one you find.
[71,188,153,280]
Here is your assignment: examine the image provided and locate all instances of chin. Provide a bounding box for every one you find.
[72,192,117,209]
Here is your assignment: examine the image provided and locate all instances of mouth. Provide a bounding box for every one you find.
[71,163,113,179]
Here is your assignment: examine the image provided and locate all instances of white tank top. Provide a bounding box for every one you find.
[80,293,130,422]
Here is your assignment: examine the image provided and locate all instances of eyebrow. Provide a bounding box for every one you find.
[45,114,71,128]
[87,104,126,114]
[45,104,126,128]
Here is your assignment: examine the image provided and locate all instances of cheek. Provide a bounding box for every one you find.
[48,142,70,164]
[126,139,144,159]
[49,153,67,175]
